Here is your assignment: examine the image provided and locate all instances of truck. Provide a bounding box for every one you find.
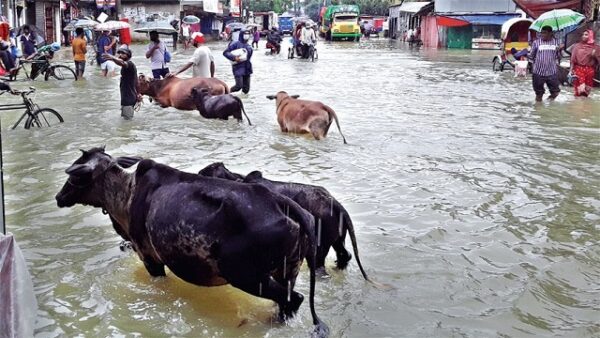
[278,13,294,35]
[250,11,279,36]
[319,5,361,41]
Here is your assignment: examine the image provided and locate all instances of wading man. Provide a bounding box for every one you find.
[103,48,140,120]
[529,26,562,102]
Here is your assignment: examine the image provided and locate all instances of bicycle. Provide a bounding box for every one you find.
[0,87,64,129]
[11,57,77,81]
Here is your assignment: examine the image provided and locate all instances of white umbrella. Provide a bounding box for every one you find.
[133,21,177,34]
[64,19,99,31]
[182,15,200,25]
[94,20,130,31]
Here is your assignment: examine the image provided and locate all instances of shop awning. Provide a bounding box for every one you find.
[436,16,470,27]
[397,1,431,14]
[449,14,523,26]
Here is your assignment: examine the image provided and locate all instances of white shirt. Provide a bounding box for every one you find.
[189,46,214,78]
[147,41,167,70]
[300,27,316,45]
[182,25,190,37]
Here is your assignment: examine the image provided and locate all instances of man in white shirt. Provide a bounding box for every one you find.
[167,33,215,78]
[300,22,316,58]
[145,31,170,79]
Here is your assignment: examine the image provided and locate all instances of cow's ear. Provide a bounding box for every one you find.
[117,156,143,168]
[266,95,276,100]
[66,163,93,176]
[245,170,263,181]
[291,95,300,99]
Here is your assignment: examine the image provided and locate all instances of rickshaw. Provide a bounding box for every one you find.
[492,18,536,72]
[287,18,318,61]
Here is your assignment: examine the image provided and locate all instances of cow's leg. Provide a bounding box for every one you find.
[309,119,328,140]
[142,257,166,277]
[332,239,352,270]
[229,276,304,320]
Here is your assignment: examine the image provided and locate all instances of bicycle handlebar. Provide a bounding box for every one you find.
[5,87,36,96]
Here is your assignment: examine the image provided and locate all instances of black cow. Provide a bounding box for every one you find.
[191,87,251,125]
[198,162,371,281]
[55,147,328,337]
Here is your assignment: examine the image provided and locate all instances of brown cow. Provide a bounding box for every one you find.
[266,91,347,144]
[138,75,229,110]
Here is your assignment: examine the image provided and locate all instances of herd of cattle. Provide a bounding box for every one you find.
[55,146,379,336]
[137,75,347,143]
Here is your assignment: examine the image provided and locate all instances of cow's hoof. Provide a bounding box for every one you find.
[335,253,352,270]
[279,292,304,320]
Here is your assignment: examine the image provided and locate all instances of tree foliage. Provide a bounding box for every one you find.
[303,0,391,21]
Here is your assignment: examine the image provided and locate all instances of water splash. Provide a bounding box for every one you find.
[317,218,322,247]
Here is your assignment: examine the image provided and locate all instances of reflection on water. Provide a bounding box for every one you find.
[2,38,599,337]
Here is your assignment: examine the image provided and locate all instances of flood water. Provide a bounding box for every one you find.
[2,38,599,337]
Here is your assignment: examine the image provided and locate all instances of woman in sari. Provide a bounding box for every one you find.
[570,29,600,97]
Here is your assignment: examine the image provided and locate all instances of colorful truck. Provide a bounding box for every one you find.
[319,5,361,41]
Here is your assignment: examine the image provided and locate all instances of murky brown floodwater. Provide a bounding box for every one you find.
[1,37,599,337]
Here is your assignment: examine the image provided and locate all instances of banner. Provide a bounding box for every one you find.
[203,0,219,14]
[231,0,241,17]
[96,0,116,9]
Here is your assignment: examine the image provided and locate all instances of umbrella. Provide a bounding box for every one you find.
[133,21,177,34]
[64,19,98,31]
[226,22,245,31]
[530,9,585,32]
[182,15,200,25]
[191,32,205,44]
[94,20,130,31]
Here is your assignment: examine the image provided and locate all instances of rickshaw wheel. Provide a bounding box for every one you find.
[492,58,504,72]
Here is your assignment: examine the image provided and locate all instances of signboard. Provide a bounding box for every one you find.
[203,0,219,14]
[231,0,241,17]
[435,0,516,13]
[96,0,116,9]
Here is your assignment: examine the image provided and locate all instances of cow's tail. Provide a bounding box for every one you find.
[233,96,252,125]
[324,105,347,144]
[342,210,394,291]
[341,210,369,281]
[284,198,329,338]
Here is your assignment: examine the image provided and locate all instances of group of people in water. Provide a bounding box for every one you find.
[527,26,599,101]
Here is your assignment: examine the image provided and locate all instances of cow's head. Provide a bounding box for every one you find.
[55,147,142,208]
[266,91,300,108]
[137,74,156,96]
[191,87,211,102]
[198,162,245,182]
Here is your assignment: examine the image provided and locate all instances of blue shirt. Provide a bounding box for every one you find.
[96,35,113,64]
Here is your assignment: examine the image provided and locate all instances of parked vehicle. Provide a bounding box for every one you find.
[250,11,279,36]
[319,5,361,41]
[492,18,536,72]
[278,14,295,35]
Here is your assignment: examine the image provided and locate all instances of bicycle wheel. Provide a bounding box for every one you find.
[25,108,64,129]
[45,65,77,81]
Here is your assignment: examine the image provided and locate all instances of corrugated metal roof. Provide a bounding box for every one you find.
[397,2,432,13]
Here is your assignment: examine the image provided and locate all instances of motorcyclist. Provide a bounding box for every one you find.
[266,26,282,54]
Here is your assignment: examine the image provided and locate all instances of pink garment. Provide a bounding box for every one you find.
[570,29,600,67]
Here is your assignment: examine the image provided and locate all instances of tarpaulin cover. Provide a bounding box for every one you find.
[0,233,37,337]
[436,16,470,27]
[451,14,522,26]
